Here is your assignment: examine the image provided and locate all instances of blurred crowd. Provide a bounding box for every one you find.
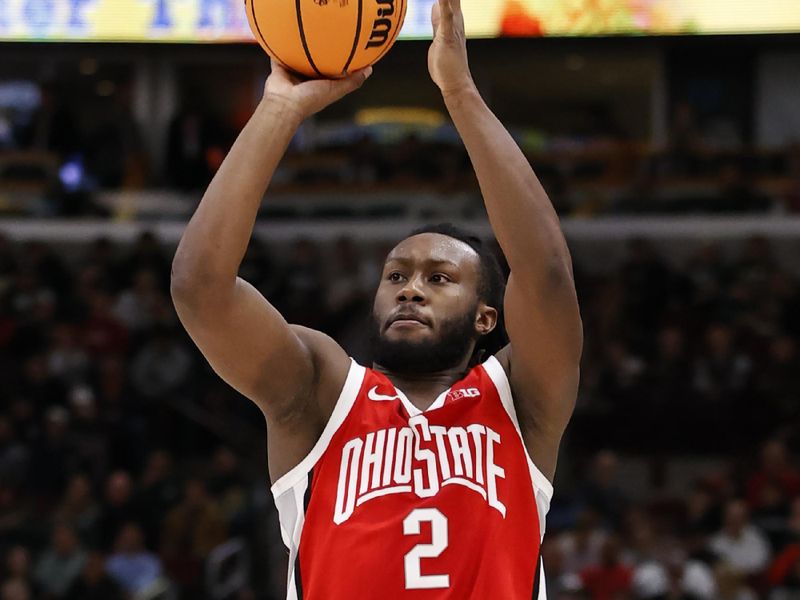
[2,80,800,217]
[0,230,799,599]
[545,443,800,600]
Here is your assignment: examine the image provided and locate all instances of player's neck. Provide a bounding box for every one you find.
[372,357,472,410]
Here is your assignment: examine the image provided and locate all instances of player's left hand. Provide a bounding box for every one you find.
[428,0,475,99]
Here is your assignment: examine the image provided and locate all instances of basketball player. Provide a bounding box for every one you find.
[171,0,582,597]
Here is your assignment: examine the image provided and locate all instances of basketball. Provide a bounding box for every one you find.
[245,0,408,79]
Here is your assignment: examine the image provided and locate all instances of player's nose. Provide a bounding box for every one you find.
[396,275,426,303]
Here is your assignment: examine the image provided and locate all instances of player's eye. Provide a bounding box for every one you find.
[388,272,405,282]
[430,274,450,283]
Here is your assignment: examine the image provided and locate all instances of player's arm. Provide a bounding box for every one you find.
[429,0,582,481]
[171,62,372,475]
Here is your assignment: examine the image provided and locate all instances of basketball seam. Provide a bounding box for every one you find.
[295,0,323,77]
[371,0,405,65]
[248,0,289,68]
[342,0,363,74]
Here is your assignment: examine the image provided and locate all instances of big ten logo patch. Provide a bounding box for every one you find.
[445,388,480,403]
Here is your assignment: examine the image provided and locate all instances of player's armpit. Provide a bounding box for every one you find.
[172,276,349,426]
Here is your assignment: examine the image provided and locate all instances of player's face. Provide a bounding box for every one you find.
[371,233,488,374]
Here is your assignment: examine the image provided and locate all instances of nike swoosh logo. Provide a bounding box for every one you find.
[367,386,402,402]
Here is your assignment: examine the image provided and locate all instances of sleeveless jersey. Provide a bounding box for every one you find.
[271,355,553,599]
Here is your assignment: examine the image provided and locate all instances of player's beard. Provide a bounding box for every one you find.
[369,305,478,374]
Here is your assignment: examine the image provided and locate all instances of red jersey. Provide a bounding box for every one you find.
[271,356,553,599]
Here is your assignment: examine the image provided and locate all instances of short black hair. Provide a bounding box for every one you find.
[408,223,509,363]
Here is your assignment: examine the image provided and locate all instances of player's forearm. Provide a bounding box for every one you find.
[445,88,572,278]
[172,99,301,297]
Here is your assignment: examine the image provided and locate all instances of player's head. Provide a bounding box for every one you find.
[370,224,507,374]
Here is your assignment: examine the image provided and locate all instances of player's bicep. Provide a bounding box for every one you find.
[174,277,316,421]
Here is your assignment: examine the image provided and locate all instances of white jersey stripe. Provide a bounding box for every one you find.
[481,356,554,530]
[271,359,367,498]
[271,359,366,600]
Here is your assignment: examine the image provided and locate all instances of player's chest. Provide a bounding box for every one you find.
[322,398,526,525]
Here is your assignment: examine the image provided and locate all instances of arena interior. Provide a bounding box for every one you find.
[1,2,800,599]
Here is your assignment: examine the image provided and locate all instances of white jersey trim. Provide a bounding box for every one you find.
[271,358,367,498]
[482,355,555,504]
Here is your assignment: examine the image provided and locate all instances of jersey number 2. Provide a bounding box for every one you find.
[403,508,450,589]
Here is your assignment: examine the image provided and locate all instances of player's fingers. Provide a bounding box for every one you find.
[269,58,297,83]
[334,66,373,96]
[439,0,453,23]
[431,1,441,36]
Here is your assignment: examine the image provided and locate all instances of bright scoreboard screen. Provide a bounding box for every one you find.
[0,0,798,42]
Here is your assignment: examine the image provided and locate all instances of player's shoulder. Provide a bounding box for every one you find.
[491,344,512,377]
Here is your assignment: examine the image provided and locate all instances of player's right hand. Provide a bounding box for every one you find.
[264,59,372,123]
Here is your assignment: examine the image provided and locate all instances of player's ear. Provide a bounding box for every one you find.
[475,304,498,336]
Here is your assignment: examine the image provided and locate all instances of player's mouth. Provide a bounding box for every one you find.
[386,312,431,330]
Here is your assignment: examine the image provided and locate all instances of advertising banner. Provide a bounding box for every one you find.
[0,0,798,42]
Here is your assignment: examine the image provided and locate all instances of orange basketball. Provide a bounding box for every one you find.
[245,0,408,79]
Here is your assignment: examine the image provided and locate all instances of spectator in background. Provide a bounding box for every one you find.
[81,290,129,359]
[161,478,226,598]
[753,337,800,437]
[324,236,375,339]
[622,509,659,565]
[135,450,180,550]
[33,523,86,599]
[632,543,717,599]
[275,239,326,330]
[0,579,30,600]
[0,414,28,489]
[45,322,89,387]
[579,536,633,600]
[63,551,123,600]
[714,563,758,600]
[52,474,100,544]
[0,485,30,546]
[106,523,163,598]
[131,327,192,400]
[619,238,673,339]
[685,244,729,320]
[576,451,629,529]
[767,500,800,597]
[691,324,753,449]
[113,268,167,335]
[594,340,646,413]
[558,510,609,575]
[97,471,139,551]
[130,325,192,401]
[746,440,800,511]
[207,446,248,531]
[67,386,108,483]
[709,500,771,577]
[28,406,75,500]
[646,326,693,449]
[3,546,38,598]
[693,324,753,404]
[116,232,170,291]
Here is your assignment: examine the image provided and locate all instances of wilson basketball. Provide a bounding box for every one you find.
[245,0,407,79]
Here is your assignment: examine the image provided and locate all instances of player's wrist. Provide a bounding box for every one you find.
[259,93,306,129]
[441,80,481,110]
